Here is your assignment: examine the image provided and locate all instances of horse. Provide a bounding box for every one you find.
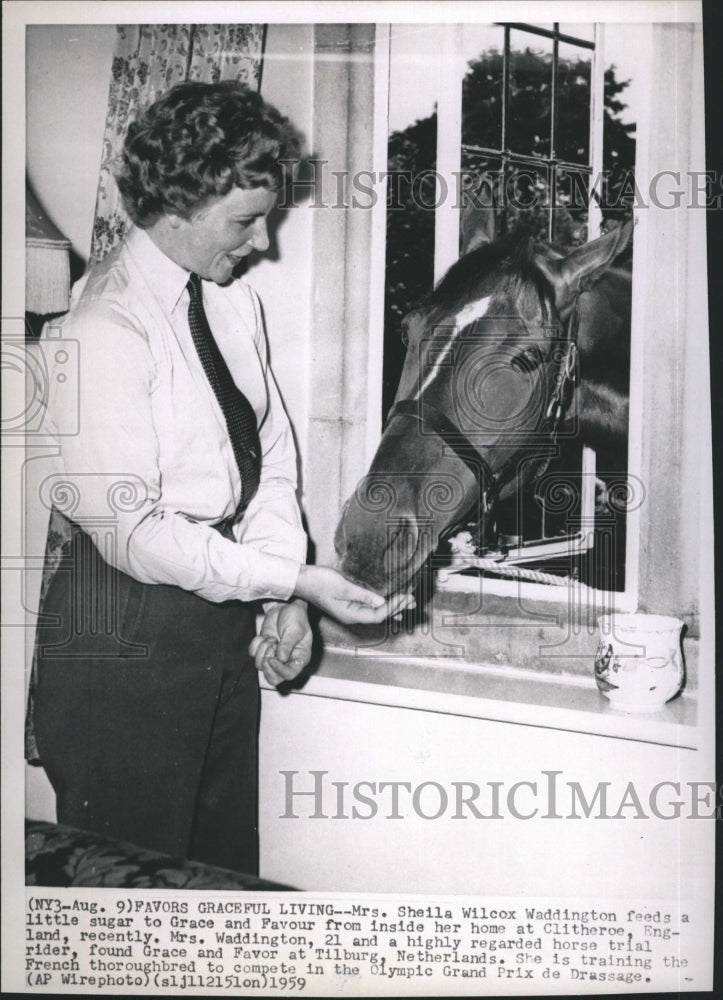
[334,204,633,597]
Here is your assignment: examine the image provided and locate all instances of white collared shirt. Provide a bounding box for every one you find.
[41,227,306,603]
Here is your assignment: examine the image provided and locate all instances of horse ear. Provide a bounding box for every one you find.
[460,175,497,253]
[535,219,634,313]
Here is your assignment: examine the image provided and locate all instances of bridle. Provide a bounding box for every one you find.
[384,299,580,522]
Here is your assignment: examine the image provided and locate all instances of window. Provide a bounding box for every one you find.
[380,23,637,597]
[288,20,700,701]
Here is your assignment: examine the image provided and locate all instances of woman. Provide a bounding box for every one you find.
[32,81,409,874]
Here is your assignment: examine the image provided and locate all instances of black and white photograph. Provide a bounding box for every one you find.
[1,0,717,995]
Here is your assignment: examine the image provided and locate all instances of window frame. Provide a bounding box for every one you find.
[368,21,643,613]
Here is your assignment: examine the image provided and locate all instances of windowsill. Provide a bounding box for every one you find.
[261,644,699,750]
[259,587,700,751]
[316,586,699,679]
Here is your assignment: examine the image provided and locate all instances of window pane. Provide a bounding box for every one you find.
[388,24,441,134]
[460,24,504,151]
[508,29,554,158]
[555,42,591,164]
[505,160,551,239]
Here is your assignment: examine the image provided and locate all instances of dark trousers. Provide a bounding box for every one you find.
[32,524,260,874]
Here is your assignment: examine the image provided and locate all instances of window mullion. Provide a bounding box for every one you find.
[588,23,605,240]
[501,25,510,234]
[434,23,464,282]
[549,25,559,241]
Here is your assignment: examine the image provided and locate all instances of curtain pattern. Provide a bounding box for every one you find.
[89,23,264,264]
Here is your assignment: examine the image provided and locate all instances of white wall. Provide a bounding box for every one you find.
[259,688,712,897]
[26,25,116,262]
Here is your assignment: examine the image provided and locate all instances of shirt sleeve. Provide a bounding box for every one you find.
[233,287,307,567]
[44,296,302,604]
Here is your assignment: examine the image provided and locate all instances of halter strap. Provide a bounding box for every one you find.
[386,398,498,510]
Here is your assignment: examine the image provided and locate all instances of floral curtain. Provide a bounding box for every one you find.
[89,23,265,264]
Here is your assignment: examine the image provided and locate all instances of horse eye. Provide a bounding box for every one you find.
[510,345,545,373]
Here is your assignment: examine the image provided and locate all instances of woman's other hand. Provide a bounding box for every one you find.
[249,599,312,686]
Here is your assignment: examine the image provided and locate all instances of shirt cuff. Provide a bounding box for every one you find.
[242,549,301,603]
[262,599,286,614]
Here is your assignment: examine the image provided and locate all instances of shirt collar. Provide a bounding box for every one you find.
[125,226,192,315]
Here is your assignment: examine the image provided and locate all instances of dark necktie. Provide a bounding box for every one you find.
[187,272,261,516]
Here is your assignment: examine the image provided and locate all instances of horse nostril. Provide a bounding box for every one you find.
[335,495,423,593]
[383,519,419,574]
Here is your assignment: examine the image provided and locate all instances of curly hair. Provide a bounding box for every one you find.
[116,81,301,228]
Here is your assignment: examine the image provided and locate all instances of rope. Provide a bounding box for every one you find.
[438,557,575,587]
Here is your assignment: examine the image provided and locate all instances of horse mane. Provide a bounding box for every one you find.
[426,226,556,326]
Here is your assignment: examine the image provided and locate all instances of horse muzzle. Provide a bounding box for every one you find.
[334,487,430,596]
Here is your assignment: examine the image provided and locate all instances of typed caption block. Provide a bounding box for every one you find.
[18,890,709,996]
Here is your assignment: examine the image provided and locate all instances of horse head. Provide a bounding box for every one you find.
[335,203,633,596]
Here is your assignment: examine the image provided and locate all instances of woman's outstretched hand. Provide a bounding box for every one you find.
[293,565,415,625]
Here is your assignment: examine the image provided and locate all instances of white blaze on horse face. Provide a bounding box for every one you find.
[454,296,493,332]
[414,296,492,399]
